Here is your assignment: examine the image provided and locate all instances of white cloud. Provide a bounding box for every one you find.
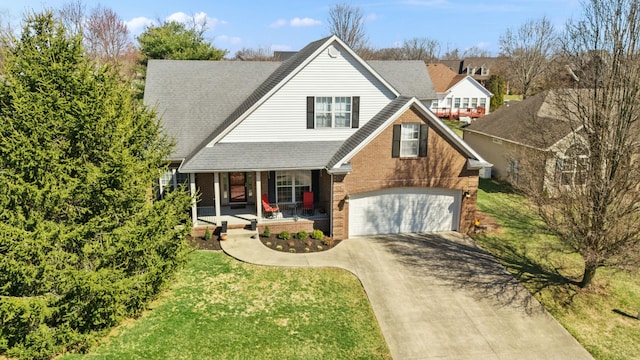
[270,19,288,28]
[126,16,155,34]
[216,35,242,45]
[290,17,322,27]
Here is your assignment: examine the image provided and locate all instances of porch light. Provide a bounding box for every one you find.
[463,191,471,198]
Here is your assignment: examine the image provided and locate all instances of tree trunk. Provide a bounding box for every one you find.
[580,263,598,288]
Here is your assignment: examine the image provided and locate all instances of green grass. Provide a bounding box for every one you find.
[442,119,463,137]
[60,251,391,360]
[474,179,640,360]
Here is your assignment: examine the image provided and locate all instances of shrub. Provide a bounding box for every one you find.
[263,226,271,237]
[289,248,296,253]
[204,227,212,240]
[312,229,325,240]
[296,230,308,240]
[278,231,291,240]
[322,237,335,247]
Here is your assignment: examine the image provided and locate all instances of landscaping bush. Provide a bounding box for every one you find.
[278,231,292,241]
[263,226,271,237]
[204,227,212,240]
[312,229,325,241]
[296,230,308,240]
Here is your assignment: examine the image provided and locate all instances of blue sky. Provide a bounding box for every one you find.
[2,0,582,57]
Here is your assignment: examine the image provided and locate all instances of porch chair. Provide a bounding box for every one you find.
[261,194,281,219]
[302,191,314,216]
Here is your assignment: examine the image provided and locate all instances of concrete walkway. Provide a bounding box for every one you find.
[221,230,593,360]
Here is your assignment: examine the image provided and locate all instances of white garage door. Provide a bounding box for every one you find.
[349,187,461,236]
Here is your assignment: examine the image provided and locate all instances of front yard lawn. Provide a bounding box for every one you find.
[474,179,640,360]
[61,251,391,359]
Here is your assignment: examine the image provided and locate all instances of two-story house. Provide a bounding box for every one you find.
[426,63,492,120]
[144,36,490,239]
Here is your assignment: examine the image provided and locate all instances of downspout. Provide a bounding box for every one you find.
[329,172,334,238]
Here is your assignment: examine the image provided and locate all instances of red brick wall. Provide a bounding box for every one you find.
[331,107,479,239]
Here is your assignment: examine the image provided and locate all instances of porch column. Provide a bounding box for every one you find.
[214,172,221,225]
[189,173,197,227]
[255,171,262,220]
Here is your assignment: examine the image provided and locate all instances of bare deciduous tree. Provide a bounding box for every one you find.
[327,3,368,51]
[234,46,279,61]
[394,37,440,61]
[499,16,557,98]
[513,0,640,288]
[85,5,135,66]
[58,0,85,37]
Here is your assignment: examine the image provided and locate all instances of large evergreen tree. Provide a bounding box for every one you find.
[0,12,191,359]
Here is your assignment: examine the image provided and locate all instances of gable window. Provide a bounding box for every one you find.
[276,170,311,203]
[556,144,589,186]
[307,96,360,129]
[392,123,429,158]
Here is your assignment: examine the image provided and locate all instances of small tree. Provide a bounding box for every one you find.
[514,0,640,288]
[137,20,227,64]
[486,74,505,111]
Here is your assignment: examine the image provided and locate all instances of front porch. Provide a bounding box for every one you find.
[187,169,332,233]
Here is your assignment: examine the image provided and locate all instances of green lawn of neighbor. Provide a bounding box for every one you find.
[473,179,640,360]
[61,251,391,360]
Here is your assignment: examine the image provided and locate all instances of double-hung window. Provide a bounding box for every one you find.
[276,170,311,203]
[462,98,470,108]
[556,144,589,186]
[479,98,487,109]
[307,96,359,129]
[454,98,461,108]
[392,123,428,158]
[400,123,420,157]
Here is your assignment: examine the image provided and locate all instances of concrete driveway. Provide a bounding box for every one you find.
[221,231,593,360]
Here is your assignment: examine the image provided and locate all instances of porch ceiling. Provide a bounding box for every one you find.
[181,141,343,172]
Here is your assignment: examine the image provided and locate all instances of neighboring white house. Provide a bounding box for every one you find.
[426,63,493,120]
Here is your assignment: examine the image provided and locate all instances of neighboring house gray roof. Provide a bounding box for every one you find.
[180,141,344,172]
[328,96,413,169]
[144,60,280,160]
[369,61,436,100]
[463,91,577,150]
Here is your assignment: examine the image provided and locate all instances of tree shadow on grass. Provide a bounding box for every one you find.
[377,233,579,314]
[475,233,581,306]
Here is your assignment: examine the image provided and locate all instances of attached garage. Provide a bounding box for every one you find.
[348,187,461,236]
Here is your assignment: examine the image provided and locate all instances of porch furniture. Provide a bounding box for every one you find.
[261,194,281,219]
[302,191,314,216]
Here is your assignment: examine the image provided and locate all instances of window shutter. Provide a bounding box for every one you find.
[307,97,315,129]
[268,171,276,203]
[311,170,320,201]
[352,96,360,128]
[392,124,401,158]
[419,124,429,157]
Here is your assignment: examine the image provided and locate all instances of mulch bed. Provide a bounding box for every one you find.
[259,233,340,253]
[187,235,222,251]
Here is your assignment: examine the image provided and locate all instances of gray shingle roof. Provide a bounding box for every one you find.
[144,60,280,160]
[184,36,332,162]
[180,141,344,172]
[327,96,413,169]
[463,91,576,150]
[369,61,436,100]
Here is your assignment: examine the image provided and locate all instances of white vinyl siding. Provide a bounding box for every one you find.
[219,42,395,143]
